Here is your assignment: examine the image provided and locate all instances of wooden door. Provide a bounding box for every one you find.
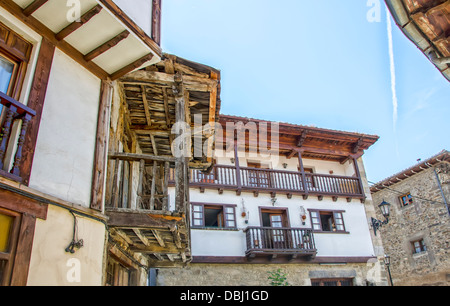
[261,209,290,249]
[270,214,285,248]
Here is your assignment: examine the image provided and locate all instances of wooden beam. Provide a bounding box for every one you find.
[153,253,164,261]
[84,30,130,61]
[141,85,152,126]
[173,73,187,213]
[108,152,175,163]
[133,229,151,246]
[23,0,48,16]
[298,150,309,196]
[55,5,103,40]
[206,85,217,162]
[353,158,366,200]
[90,80,113,211]
[163,87,171,128]
[170,225,182,249]
[152,230,166,247]
[18,38,55,186]
[163,161,170,211]
[98,0,162,57]
[150,134,158,156]
[297,130,308,147]
[150,161,158,210]
[287,150,297,159]
[0,0,108,79]
[110,53,154,81]
[107,211,178,229]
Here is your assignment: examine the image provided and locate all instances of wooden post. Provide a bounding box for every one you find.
[19,38,55,185]
[352,157,366,199]
[137,159,145,209]
[298,150,309,197]
[163,161,170,211]
[173,72,187,213]
[234,141,242,194]
[150,160,158,210]
[91,80,113,211]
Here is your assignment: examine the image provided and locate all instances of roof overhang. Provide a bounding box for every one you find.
[2,0,162,80]
[371,150,450,193]
[385,0,450,82]
[219,115,380,164]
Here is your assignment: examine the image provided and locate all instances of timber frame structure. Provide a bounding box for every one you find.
[106,54,221,267]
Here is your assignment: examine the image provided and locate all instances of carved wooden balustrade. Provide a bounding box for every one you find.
[0,92,36,182]
[170,164,364,199]
[245,227,317,260]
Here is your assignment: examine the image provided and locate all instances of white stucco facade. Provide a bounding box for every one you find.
[29,49,101,208]
[169,154,376,260]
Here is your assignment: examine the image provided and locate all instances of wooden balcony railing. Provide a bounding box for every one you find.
[106,153,177,212]
[170,164,364,198]
[245,227,317,259]
[0,92,36,182]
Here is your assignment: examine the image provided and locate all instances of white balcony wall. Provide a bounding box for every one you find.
[169,186,375,258]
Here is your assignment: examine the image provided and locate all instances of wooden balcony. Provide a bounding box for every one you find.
[171,164,364,200]
[0,92,36,182]
[105,153,191,267]
[245,227,317,260]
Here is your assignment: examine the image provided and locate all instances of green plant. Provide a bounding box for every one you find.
[268,269,289,286]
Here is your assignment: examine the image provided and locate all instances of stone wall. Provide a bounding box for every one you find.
[371,163,450,286]
[156,262,387,286]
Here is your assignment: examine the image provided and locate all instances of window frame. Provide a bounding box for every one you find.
[309,209,348,233]
[0,22,32,101]
[411,239,427,255]
[0,207,21,286]
[191,203,237,229]
[399,193,413,208]
[311,278,354,286]
[105,254,138,287]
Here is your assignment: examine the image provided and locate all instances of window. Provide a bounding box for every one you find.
[311,278,354,286]
[192,203,236,229]
[412,239,427,254]
[105,257,137,286]
[0,208,20,286]
[399,193,413,207]
[0,22,32,100]
[0,54,15,94]
[310,210,346,233]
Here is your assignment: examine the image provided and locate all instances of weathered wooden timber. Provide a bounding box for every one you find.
[106,54,221,267]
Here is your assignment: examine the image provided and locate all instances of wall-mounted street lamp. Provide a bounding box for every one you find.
[371,200,391,236]
[384,254,394,286]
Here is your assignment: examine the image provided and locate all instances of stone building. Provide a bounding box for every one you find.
[371,150,450,286]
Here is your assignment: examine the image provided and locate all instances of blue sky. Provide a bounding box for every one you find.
[161,0,450,184]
